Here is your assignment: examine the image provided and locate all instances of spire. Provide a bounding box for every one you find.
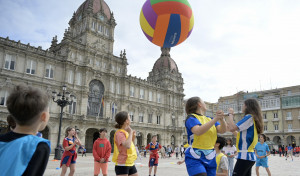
[123,49,126,58]
[161,47,171,57]
[69,12,76,26]
[110,12,117,26]
[51,35,58,47]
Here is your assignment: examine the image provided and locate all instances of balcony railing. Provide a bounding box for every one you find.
[272,118,279,122]
[263,119,268,122]
[286,117,293,121]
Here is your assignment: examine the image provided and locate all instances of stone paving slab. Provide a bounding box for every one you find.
[44,154,300,176]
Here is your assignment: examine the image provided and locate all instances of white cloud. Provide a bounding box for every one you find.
[1,0,300,102]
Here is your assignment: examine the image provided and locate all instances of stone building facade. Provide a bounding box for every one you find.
[218,86,300,149]
[0,0,185,153]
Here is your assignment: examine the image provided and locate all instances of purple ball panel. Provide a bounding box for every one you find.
[142,0,158,29]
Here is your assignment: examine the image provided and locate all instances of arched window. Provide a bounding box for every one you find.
[87,80,105,117]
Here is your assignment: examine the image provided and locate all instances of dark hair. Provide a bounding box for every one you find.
[185,97,201,115]
[114,111,129,129]
[226,138,233,147]
[65,127,74,137]
[6,84,49,126]
[259,134,267,142]
[216,136,226,150]
[99,128,107,133]
[244,99,263,134]
[6,114,16,132]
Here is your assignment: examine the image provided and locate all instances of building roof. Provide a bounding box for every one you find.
[153,48,178,73]
[75,0,111,20]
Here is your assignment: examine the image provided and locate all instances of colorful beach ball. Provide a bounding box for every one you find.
[140,0,194,48]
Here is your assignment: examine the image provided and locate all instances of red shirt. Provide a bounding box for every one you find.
[93,138,112,162]
[63,137,76,152]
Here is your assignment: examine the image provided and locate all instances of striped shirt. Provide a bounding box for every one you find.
[235,114,258,161]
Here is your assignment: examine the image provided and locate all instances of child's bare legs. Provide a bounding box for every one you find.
[60,165,68,176]
[266,167,271,176]
[69,164,76,176]
[149,166,153,175]
[154,166,158,175]
[255,166,260,176]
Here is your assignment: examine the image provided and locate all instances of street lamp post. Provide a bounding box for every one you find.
[52,85,75,160]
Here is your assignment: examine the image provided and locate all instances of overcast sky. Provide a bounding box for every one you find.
[1,0,300,102]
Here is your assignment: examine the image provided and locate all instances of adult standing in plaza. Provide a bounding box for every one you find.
[180,145,185,159]
[184,96,227,176]
[112,111,138,176]
[167,145,172,158]
[145,135,162,176]
[226,99,264,176]
[279,146,282,157]
[222,138,237,176]
[286,144,293,161]
[174,145,180,159]
[60,127,81,176]
[160,145,166,158]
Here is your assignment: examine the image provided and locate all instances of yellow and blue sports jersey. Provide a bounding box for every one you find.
[185,113,220,150]
[236,114,258,161]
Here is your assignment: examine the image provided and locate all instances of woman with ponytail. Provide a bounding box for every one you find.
[226,98,263,176]
[112,111,138,176]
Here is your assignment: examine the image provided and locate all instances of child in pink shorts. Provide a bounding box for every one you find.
[93,128,111,176]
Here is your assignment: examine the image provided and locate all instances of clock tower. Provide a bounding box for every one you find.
[56,0,117,55]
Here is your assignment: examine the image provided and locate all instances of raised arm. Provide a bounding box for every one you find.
[226,108,239,132]
[121,126,133,149]
[216,110,227,134]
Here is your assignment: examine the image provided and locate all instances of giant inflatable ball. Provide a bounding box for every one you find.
[140,0,194,48]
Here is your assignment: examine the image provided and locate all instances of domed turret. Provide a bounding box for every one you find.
[147,48,184,91]
[75,0,111,20]
[153,48,179,73]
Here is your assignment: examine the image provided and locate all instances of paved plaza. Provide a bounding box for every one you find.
[44,154,300,176]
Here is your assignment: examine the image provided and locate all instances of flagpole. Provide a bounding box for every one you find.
[97,94,103,118]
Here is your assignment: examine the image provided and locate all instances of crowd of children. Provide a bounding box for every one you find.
[0,84,298,176]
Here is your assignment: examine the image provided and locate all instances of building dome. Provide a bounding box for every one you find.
[153,48,178,73]
[75,0,111,20]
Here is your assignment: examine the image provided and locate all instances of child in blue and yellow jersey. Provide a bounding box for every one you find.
[214,136,228,176]
[184,97,227,176]
[112,111,138,176]
[0,85,51,176]
[226,99,264,176]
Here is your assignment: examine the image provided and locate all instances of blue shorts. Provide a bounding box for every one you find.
[256,158,268,168]
[185,148,216,176]
[149,158,158,167]
[61,155,76,165]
